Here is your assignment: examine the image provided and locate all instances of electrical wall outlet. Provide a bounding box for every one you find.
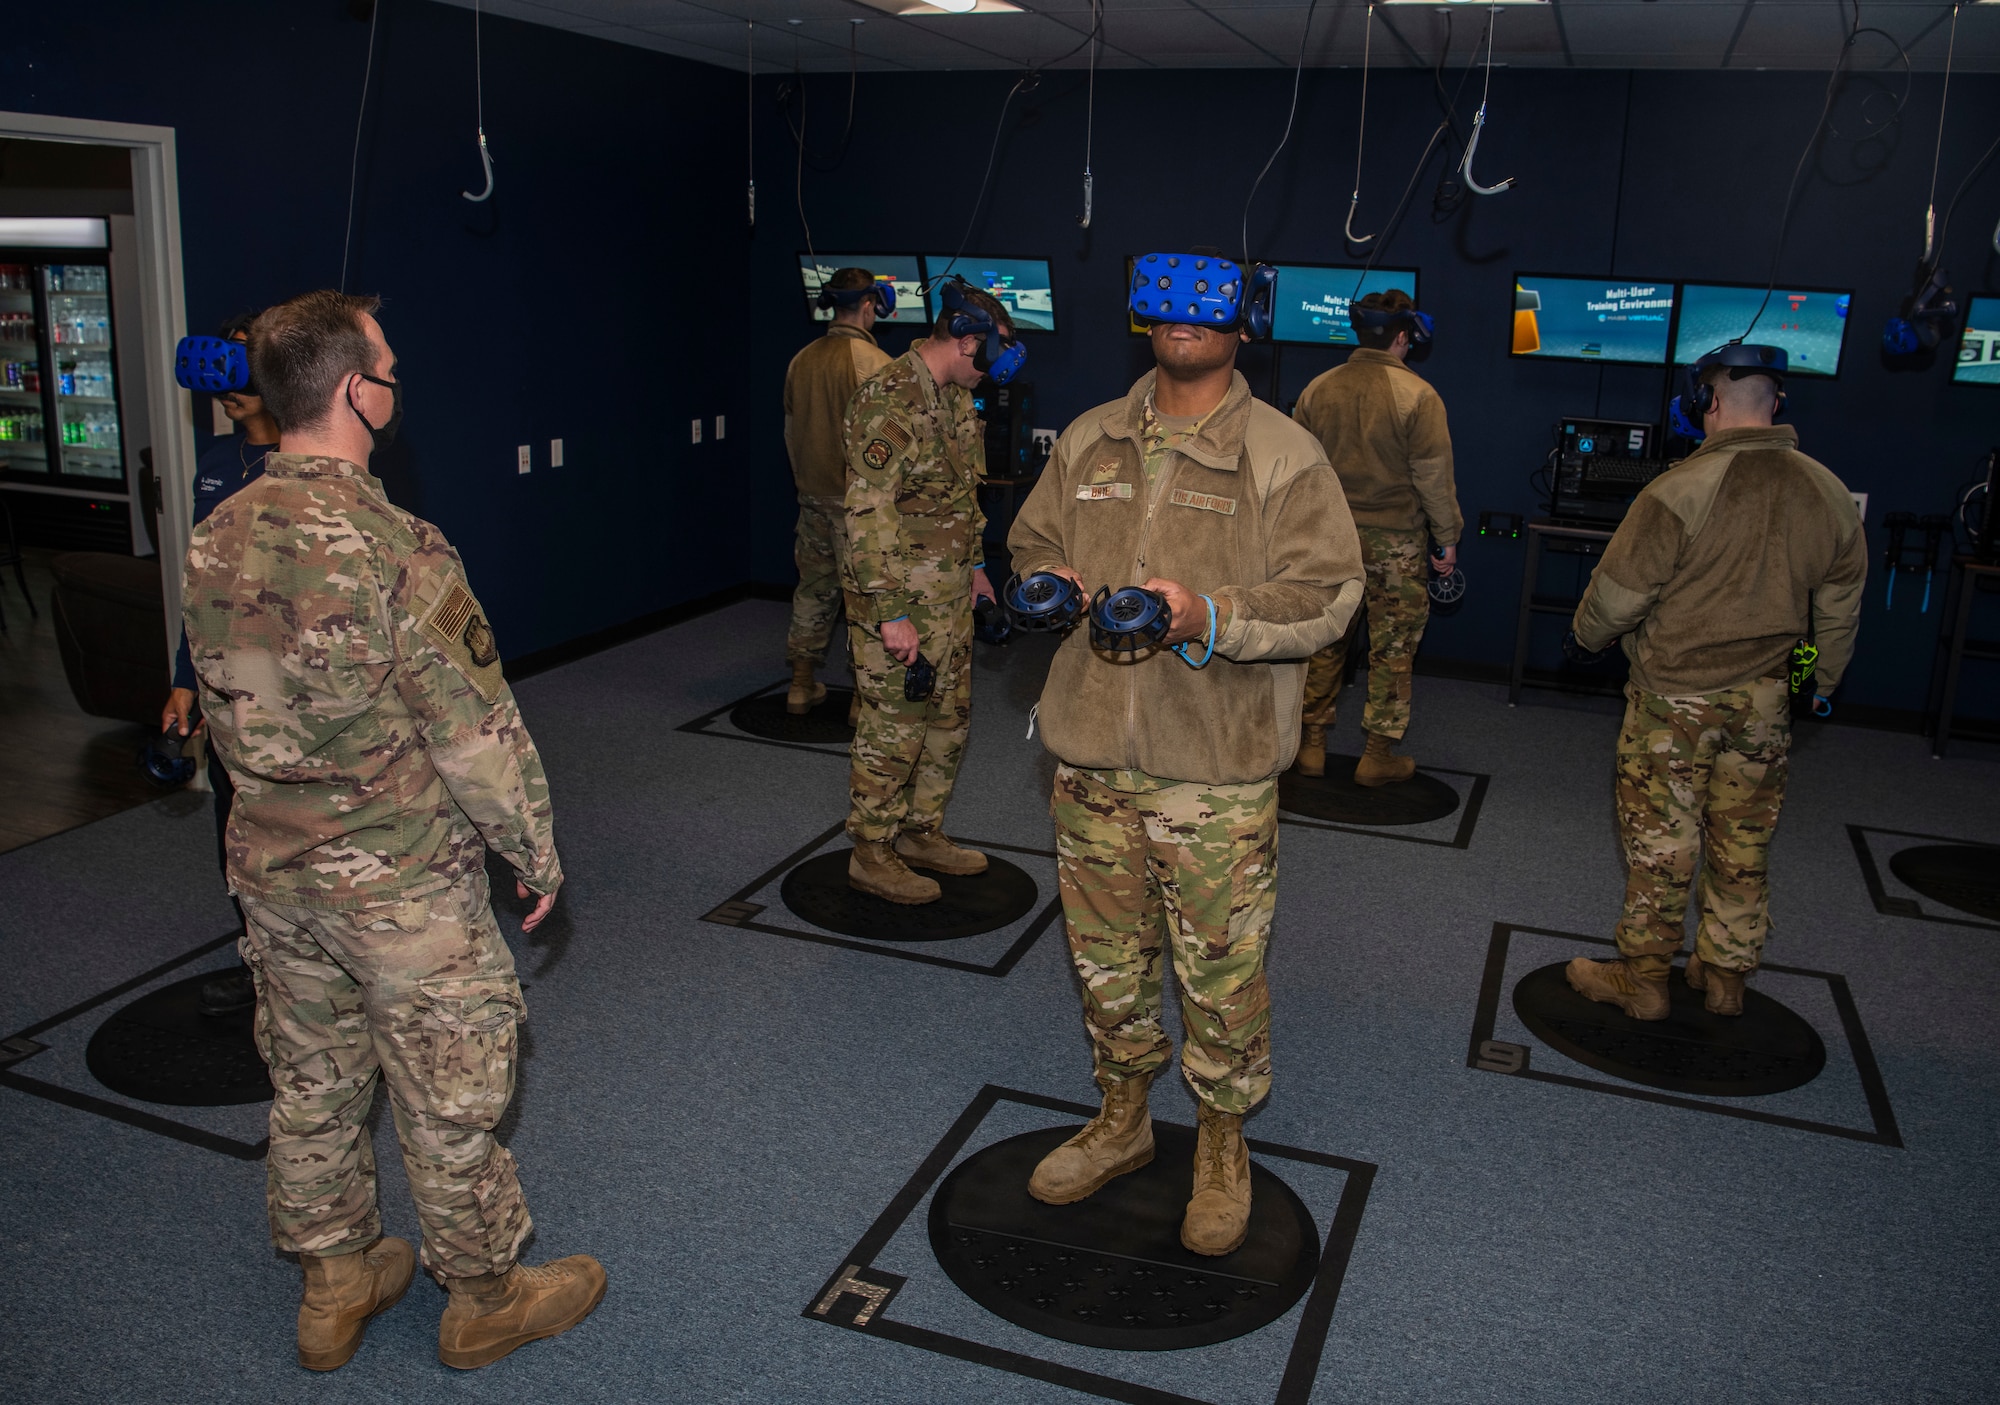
[691,419,703,444]
[551,438,564,468]
[210,397,232,436]
[1851,491,1867,523]
[714,416,727,441]
[516,445,531,475]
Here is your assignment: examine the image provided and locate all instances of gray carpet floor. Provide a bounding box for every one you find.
[2,598,1995,1404]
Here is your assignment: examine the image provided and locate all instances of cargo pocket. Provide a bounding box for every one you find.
[238,943,276,1071]
[410,976,522,1129]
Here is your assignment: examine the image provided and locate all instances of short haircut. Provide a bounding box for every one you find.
[1353,288,1415,350]
[249,291,382,433]
[827,267,875,294]
[933,281,1012,342]
[216,308,263,341]
[1699,363,1785,399]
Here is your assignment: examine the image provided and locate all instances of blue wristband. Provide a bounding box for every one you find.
[1173,595,1218,669]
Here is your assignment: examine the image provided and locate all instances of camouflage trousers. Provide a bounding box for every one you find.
[237,866,532,1279]
[788,494,848,664]
[1050,763,1278,1115]
[1302,526,1431,740]
[1614,678,1791,972]
[845,593,972,844]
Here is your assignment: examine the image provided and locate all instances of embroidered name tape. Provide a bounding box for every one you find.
[1077,482,1135,501]
[1169,488,1236,515]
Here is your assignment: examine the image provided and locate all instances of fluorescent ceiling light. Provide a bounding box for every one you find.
[1379,1,1547,6]
[849,0,1022,14]
[0,217,108,248]
[930,0,976,10]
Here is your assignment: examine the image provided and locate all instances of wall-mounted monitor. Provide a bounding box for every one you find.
[797,253,927,326]
[1674,282,1851,378]
[922,255,1057,333]
[1509,273,1677,365]
[1953,295,2000,386]
[1270,264,1421,346]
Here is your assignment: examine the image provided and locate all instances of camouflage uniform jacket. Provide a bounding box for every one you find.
[840,346,987,624]
[183,453,561,910]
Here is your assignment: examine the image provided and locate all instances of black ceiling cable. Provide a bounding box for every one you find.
[1240,0,1323,266]
[1741,0,1870,340]
[779,22,860,174]
[338,0,382,292]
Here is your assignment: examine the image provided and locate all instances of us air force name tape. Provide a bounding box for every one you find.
[1669,342,1788,440]
[175,336,250,394]
[1129,253,1278,340]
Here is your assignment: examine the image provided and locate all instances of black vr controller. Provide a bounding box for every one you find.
[1561,630,1615,667]
[972,597,1013,646]
[905,652,936,702]
[141,725,198,787]
[1088,585,1173,655]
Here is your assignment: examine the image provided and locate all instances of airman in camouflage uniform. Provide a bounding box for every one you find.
[1303,526,1432,744]
[839,289,1008,904]
[186,290,603,1371]
[1564,356,1865,1020]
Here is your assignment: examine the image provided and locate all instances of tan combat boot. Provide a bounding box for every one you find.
[895,829,988,875]
[296,1236,415,1371]
[1564,952,1672,1020]
[1181,1103,1252,1257]
[1354,731,1416,787]
[1028,1073,1156,1204]
[1685,950,1748,1016]
[786,659,827,715]
[847,691,861,729]
[1296,725,1326,778]
[848,839,941,905]
[438,1255,608,1370]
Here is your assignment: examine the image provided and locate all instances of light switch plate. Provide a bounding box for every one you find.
[715,415,727,440]
[691,419,703,444]
[551,438,564,468]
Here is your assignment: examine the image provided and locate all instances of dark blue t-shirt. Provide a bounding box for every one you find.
[171,433,275,690]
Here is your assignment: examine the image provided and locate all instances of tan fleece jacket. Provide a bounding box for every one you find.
[1291,347,1462,543]
[1573,424,1867,695]
[783,324,892,499]
[1008,370,1365,785]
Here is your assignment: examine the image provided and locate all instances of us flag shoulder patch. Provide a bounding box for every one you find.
[1169,488,1237,516]
[879,419,913,451]
[418,575,505,703]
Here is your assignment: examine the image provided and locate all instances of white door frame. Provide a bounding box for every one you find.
[0,109,194,673]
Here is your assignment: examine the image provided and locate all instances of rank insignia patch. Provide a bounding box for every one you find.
[863,439,894,470]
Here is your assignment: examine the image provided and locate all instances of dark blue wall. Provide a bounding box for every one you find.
[750,66,2000,721]
[12,0,750,659]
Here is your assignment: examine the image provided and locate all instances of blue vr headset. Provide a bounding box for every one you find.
[174,335,251,395]
[1349,301,1434,345]
[817,275,897,319]
[1128,253,1277,341]
[1669,342,1787,440]
[941,277,1026,385]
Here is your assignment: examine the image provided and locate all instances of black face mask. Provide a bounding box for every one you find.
[349,372,403,453]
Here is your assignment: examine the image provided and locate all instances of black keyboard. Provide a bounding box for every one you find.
[1585,458,1666,486]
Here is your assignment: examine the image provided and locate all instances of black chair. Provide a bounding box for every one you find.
[0,500,34,634]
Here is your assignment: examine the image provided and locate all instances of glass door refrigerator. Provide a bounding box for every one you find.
[0,226,134,550]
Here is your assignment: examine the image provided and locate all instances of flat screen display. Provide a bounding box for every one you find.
[1509,273,1676,365]
[1674,283,1850,378]
[1269,264,1421,346]
[797,253,927,326]
[1954,295,2000,386]
[923,256,1056,333]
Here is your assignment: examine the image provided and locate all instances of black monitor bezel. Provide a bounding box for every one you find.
[1950,291,2000,389]
[1265,260,1422,348]
[1670,277,1855,380]
[1507,270,1680,368]
[920,253,1059,335]
[794,251,929,327]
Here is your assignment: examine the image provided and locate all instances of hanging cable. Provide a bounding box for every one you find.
[1348,24,1482,298]
[931,74,1034,288]
[461,0,496,202]
[780,22,861,173]
[1459,2,1513,196]
[747,23,756,228]
[1077,0,1100,228]
[338,0,382,291]
[1241,0,1323,265]
[1922,4,1960,261]
[1345,3,1377,246]
[1741,0,1863,340]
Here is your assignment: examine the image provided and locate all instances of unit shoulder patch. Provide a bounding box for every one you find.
[862,438,895,470]
[1169,488,1237,515]
[1076,482,1135,501]
[417,574,505,703]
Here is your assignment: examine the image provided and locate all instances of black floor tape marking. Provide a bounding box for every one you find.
[1846,825,2000,933]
